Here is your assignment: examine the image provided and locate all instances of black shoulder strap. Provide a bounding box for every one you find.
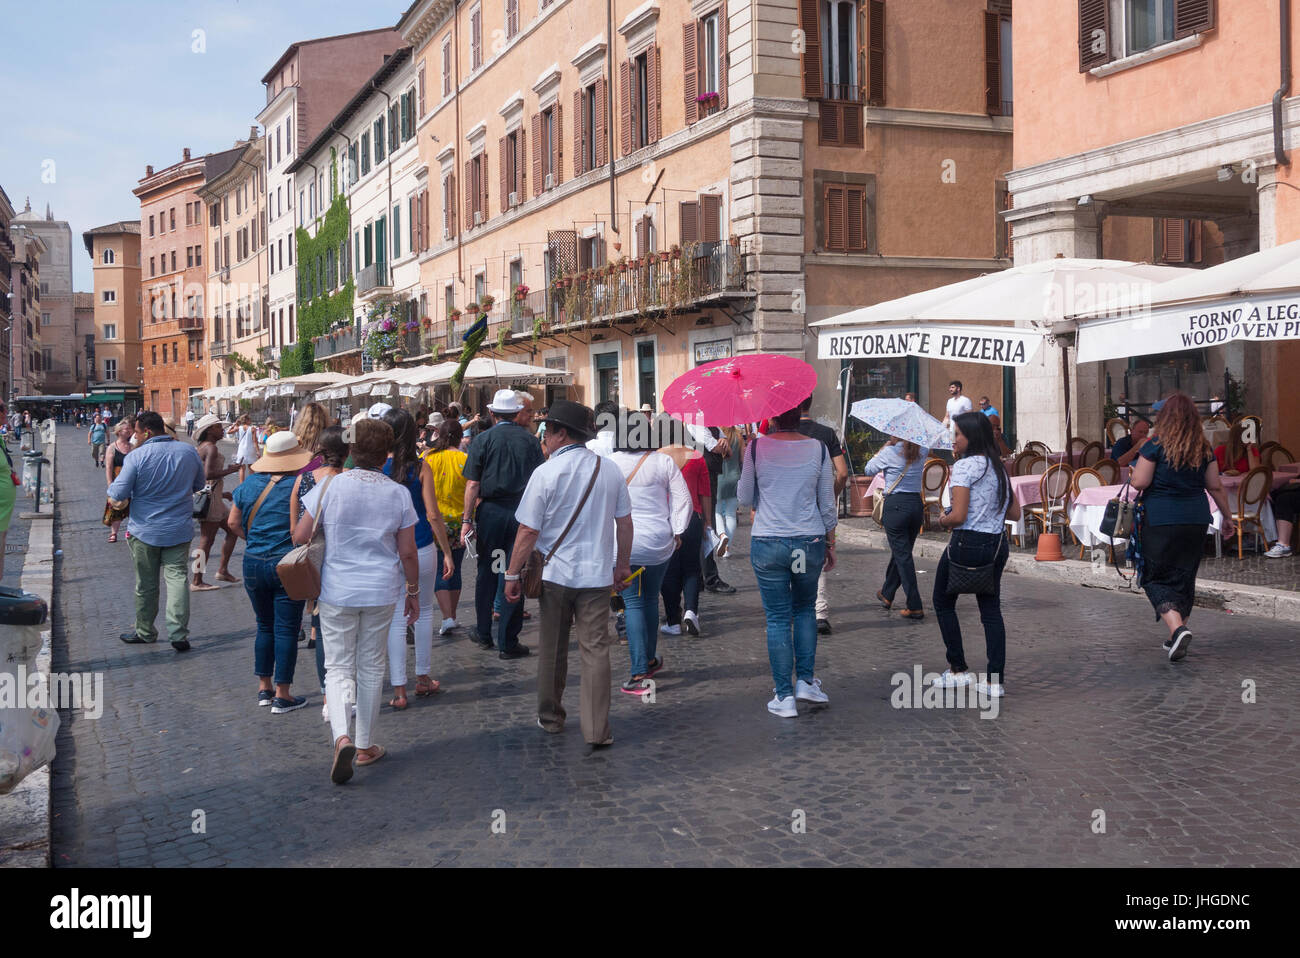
[544,455,602,563]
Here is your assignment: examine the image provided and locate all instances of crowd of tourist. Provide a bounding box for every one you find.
[83,378,1293,786]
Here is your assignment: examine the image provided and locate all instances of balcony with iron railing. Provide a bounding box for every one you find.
[210,340,230,358]
[260,344,282,365]
[311,324,360,360]
[357,262,391,300]
[177,314,203,332]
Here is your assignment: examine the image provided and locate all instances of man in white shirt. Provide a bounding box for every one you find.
[943,381,972,430]
[585,400,619,457]
[506,400,633,749]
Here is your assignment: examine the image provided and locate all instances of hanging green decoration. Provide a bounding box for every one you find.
[449,314,489,393]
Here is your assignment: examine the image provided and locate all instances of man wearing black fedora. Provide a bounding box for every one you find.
[506,400,632,748]
[461,389,545,658]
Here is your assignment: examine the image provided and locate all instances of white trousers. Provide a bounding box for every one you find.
[319,601,391,750]
[387,543,436,687]
[815,565,830,619]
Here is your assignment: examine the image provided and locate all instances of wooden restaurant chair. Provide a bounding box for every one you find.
[1093,458,1120,485]
[1258,441,1278,464]
[1080,440,1104,467]
[1105,418,1129,445]
[920,458,950,530]
[1012,450,1038,476]
[1070,467,1104,557]
[1068,437,1089,462]
[1025,463,1073,542]
[1230,466,1273,559]
[1027,455,1048,476]
[1267,444,1295,467]
[1023,440,1051,457]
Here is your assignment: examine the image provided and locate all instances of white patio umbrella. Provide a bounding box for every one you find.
[1072,239,1300,362]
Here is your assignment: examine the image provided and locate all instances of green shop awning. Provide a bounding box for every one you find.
[82,393,125,403]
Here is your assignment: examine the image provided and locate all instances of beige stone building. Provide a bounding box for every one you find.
[198,134,269,397]
[81,221,143,396]
[388,0,1013,434]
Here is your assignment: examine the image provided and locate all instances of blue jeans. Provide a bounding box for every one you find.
[750,536,826,698]
[244,554,306,686]
[621,560,669,677]
[932,529,1009,680]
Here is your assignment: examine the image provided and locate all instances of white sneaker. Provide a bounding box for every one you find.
[1264,543,1293,558]
[931,670,974,688]
[321,702,329,722]
[795,677,829,703]
[682,611,700,636]
[439,617,458,634]
[660,623,681,635]
[767,693,798,717]
[975,681,1005,697]
[716,534,730,558]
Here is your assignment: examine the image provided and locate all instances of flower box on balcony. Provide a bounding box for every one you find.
[465,303,480,315]
[479,295,495,312]
[449,309,462,321]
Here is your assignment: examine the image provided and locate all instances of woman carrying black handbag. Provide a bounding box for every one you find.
[931,412,1021,697]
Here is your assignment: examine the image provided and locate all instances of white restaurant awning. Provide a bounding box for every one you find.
[1073,239,1300,363]
[813,258,1188,367]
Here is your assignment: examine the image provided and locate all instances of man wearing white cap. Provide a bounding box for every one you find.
[461,388,545,657]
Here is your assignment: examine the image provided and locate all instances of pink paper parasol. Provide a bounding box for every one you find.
[661,354,817,426]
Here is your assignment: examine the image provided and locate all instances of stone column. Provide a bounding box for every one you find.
[1005,201,1103,448]
[729,106,807,357]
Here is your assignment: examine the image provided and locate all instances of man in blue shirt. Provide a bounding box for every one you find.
[978,396,1000,418]
[108,411,206,651]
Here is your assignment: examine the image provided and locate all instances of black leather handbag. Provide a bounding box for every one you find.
[944,533,1006,596]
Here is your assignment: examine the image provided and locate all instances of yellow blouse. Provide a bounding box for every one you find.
[423,447,468,522]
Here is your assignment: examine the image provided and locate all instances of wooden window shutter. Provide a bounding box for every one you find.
[480,152,489,217]
[471,9,481,67]
[636,215,649,255]
[845,187,866,251]
[422,190,430,248]
[1173,0,1215,39]
[683,23,699,123]
[648,45,662,142]
[718,6,728,109]
[518,121,527,197]
[819,102,841,145]
[417,64,426,117]
[701,193,722,243]
[1161,218,1186,263]
[867,0,885,106]
[1078,0,1111,71]
[620,60,633,155]
[554,102,563,184]
[842,104,864,147]
[574,90,585,175]
[1190,220,1204,262]
[798,0,822,99]
[532,113,543,195]
[410,195,418,253]
[448,174,456,235]
[984,11,1002,115]
[507,0,518,36]
[825,185,846,250]
[680,200,700,245]
[595,77,608,165]
[499,137,509,213]
[464,160,473,226]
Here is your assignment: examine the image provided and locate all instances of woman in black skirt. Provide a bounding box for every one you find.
[1129,393,1235,662]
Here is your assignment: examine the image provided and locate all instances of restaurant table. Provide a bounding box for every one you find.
[1069,482,1275,557]
[1275,462,1300,477]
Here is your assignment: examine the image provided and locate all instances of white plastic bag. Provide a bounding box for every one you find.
[0,704,60,794]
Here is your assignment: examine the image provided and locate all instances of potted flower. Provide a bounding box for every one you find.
[696,91,719,107]
[465,301,480,316]
[422,317,432,330]
[659,249,671,263]
[479,293,495,312]
[670,244,682,260]
[449,308,462,322]
[514,283,529,301]
[617,256,629,273]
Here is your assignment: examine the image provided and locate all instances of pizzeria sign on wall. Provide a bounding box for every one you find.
[817,324,1048,367]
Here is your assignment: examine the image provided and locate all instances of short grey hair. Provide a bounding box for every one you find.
[514,390,534,408]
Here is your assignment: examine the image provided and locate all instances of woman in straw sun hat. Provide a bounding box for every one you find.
[192,413,242,591]
[227,432,317,713]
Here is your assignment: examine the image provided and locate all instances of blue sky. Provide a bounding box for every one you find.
[0,0,408,290]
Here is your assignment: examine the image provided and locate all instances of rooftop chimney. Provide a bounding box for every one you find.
[146,165,154,176]
[183,147,191,161]
[250,125,259,140]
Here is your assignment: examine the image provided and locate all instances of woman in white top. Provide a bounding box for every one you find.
[233,414,260,483]
[294,419,420,785]
[931,412,1021,698]
[608,412,692,695]
[860,438,928,617]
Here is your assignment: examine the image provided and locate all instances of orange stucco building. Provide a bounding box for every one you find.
[378,0,1014,440]
[1008,0,1300,452]
[134,149,211,418]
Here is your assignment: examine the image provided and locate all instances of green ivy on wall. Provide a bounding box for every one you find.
[230,353,268,380]
[286,193,353,379]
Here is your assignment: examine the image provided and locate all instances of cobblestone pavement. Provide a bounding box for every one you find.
[49,426,1300,866]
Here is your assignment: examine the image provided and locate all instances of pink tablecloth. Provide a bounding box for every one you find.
[1277,462,1300,476]
[1221,471,1294,496]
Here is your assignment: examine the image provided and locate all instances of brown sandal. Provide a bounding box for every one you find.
[356,744,386,767]
[389,694,408,710]
[331,736,356,784]
[415,676,440,696]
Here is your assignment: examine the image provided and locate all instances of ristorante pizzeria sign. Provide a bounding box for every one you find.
[817,324,1047,366]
